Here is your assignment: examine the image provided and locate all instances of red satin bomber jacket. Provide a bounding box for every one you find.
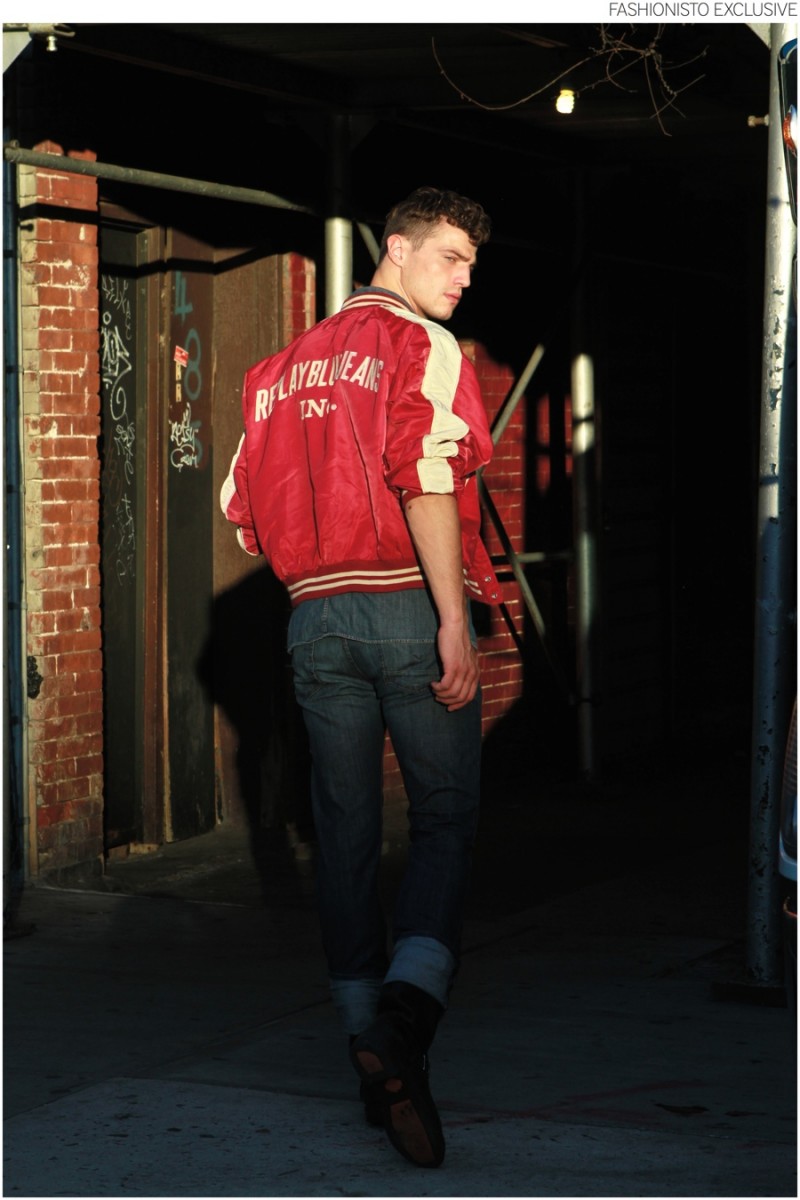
[220,287,502,608]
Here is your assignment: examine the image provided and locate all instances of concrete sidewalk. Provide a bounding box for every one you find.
[3,806,796,1199]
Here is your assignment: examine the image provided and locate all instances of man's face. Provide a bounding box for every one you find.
[389,219,478,321]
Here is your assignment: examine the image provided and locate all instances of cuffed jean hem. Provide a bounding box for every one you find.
[384,935,456,1010]
[330,977,383,1037]
[329,935,456,1033]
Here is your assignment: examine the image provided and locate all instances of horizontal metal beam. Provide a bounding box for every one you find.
[3,144,316,215]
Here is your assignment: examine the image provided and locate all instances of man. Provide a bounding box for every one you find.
[221,186,502,1168]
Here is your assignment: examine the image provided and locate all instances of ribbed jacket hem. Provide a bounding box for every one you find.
[286,562,426,606]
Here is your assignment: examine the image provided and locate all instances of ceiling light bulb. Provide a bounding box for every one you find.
[556,89,575,115]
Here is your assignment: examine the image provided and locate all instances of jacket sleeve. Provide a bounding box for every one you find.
[220,431,261,556]
[383,322,493,502]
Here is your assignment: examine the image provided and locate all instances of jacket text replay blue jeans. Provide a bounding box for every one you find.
[288,588,482,1035]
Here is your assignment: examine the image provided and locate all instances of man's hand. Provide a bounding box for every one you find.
[432,621,479,711]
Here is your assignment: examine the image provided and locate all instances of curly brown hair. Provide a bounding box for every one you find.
[378,186,491,260]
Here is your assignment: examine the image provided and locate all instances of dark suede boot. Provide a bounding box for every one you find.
[349,1036,383,1127]
[350,981,445,1168]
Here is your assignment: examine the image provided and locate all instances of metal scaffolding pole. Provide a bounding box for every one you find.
[746,23,797,990]
[2,143,316,214]
[572,349,598,777]
[324,113,353,317]
[571,172,598,778]
[3,149,29,912]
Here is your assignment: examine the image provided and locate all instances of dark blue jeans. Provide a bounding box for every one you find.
[288,589,482,1034]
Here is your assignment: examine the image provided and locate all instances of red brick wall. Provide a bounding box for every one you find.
[18,141,104,880]
[281,252,316,344]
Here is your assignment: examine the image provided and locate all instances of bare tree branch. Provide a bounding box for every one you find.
[431,25,708,136]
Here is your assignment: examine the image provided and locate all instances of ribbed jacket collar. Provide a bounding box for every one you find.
[341,287,414,314]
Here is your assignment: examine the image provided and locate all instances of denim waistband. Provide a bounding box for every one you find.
[288,588,467,650]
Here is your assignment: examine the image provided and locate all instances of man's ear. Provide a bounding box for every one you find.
[386,233,406,266]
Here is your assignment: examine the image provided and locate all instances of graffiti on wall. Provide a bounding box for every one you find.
[170,271,204,471]
[100,273,137,585]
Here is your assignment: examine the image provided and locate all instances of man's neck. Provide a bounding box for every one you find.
[370,263,415,313]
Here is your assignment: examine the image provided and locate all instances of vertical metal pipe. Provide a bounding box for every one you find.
[325,217,353,316]
[325,113,353,316]
[572,351,598,778]
[746,23,797,987]
[3,150,27,910]
[571,171,598,777]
